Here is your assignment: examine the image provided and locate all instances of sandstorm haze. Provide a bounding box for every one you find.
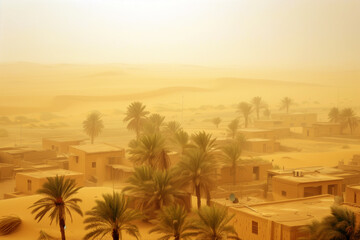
[1,1,360,240]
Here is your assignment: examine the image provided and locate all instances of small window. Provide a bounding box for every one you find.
[92,162,96,168]
[281,191,287,197]
[27,180,32,191]
[252,221,258,234]
[75,156,79,163]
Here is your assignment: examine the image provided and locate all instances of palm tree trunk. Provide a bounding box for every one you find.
[175,235,180,240]
[91,136,94,144]
[195,184,201,208]
[233,163,237,186]
[112,229,119,240]
[206,188,211,206]
[59,217,66,240]
[256,108,259,120]
[245,117,248,128]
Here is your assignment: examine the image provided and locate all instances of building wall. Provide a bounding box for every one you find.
[219,163,272,184]
[0,165,14,179]
[69,146,125,184]
[272,178,342,201]
[15,172,84,195]
[42,139,82,154]
[244,140,279,153]
[303,124,342,137]
[272,113,317,127]
[23,150,57,163]
[254,121,284,129]
[345,187,360,204]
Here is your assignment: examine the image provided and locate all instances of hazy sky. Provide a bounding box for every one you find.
[0,0,359,69]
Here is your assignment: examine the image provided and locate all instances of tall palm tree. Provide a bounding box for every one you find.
[227,119,240,139]
[263,108,271,119]
[251,96,266,120]
[123,102,149,139]
[83,111,104,144]
[122,166,186,218]
[328,107,340,123]
[305,205,360,240]
[280,97,294,114]
[149,205,194,240]
[191,206,239,240]
[30,175,83,240]
[190,131,218,206]
[171,130,192,157]
[340,108,358,135]
[212,117,222,129]
[84,192,141,240]
[163,121,183,139]
[176,150,216,208]
[221,141,243,185]
[237,102,253,128]
[191,131,217,154]
[143,113,165,135]
[128,133,170,170]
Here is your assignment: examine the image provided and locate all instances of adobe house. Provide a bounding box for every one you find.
[42,137,85,154]
[14,169,84,195]
[244,138,280,153]
[68,143,125,185]
[345,185,360,205]
[219,158,272,185]
[338,155,360,172]
[267,166,360,194]
[0,147,56,166]
[239,128,290,140]
[272,113,317,127]
[303,122,342,137]
[254,120,284,128]
[215,195,336,240]
[272,172,343,201]
[0,163,14,180]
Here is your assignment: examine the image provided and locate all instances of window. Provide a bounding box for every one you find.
[281,191,287,197]
[92,162,96,168]
[27,180,32,191]
[252,221,258,234]
[74,156,79,163]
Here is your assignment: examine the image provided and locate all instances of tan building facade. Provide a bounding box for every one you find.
[15,169,84,195]
[272,113,317,127]
[272,173,343,201]
[218,195,335,240]
[0,147,56,166]
[68,143,125,184]
[244,138,280,153]
[345,185,360,205]
[303,122,342,137]
[42,137,85,154]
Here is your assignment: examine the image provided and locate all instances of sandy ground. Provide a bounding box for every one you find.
[0,187,164,240]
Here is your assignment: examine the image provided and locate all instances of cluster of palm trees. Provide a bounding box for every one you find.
[328,107,358,135]
[305,205,360,240]
[29,175,239,240]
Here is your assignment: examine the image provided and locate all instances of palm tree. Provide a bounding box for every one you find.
[191,206,239,240]
[305,205,360,240]
[84,192,141,240]
[123,102,149,139]
[237,102,253,128]
[280,97,294,114]
[163,121,183,139]
[263,108,271,119]
[191,131,217,154]
[340,108,358,135]
[30,175,83,240]
[123,166,186,218]
[328,107,340,123]
[149,204,194,240]
[0,215,21,235]
[221,141,243,185]
[143,113,166,134]
[212,117,222,128]
[251,96,266,120]
[176,150,216,208]
[128,133,170,170]
[171,130,192,157]
[227,119,240,139]
[83,111,104,144]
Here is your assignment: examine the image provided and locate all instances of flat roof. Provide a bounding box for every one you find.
[70,143,123,154]
[273,173,343,184]
[313,122,341,126]
[229,195,334,227]
[1,148,36,154]
[246,138,272,142]
[254,120,283,123]
[109,164,134,172]
[239,128,272,133]
[268,166,345,175]
[347,185,360,191]
[17,169,83,178]
[43,137,86,143]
